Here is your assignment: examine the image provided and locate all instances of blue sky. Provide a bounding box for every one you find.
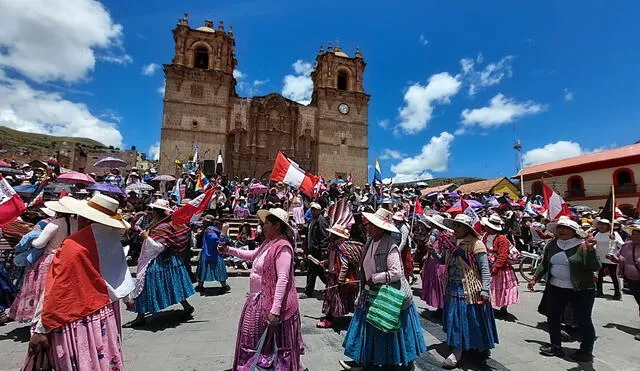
[1,1,638,183]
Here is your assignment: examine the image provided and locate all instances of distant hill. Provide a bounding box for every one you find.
[394,177,485,187]
[0,126,107,152]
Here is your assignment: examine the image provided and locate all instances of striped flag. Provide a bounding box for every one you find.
[542,182,571,221]
[461,198,483,235]
[346,173,352,184]
[373,157,382,184]
[327,198,354,227]
[0,175,27,227]
[28,180,48,207]
[195,171,209,191]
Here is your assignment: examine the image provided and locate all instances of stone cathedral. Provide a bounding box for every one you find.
[158,15,370,183]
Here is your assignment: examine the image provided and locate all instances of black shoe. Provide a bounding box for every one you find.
[570,350,593,362]
[184,305,195,317]
[299,292,313,299]
[635,333,640,341]
[613,293,622,301]
[540,344,564,357]
[222,284,231,292]
[123,317,146,328]
[596,291,604,298]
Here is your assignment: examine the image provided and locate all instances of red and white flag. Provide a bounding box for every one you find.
[542,182,571,221]
[414,198,424,215]
[171,186,215,225]
[0,175,26,227]
[270,151,319,197]
[461,198,483,235]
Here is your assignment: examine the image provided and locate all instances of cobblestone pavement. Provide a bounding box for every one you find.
[1,276,639,370]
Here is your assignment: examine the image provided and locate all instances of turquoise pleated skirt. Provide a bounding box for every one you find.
[442,282,499,350]
[135,255,195,314]
[343,291,426,366]
[195,250,228,283]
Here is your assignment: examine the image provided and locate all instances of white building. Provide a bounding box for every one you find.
[516,142,640,217]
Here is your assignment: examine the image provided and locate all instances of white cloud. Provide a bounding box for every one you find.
[282,59,313,105]
[459,55,514,96]
[454,128,466,136]
[523,141,587,166]
[157,79,165,95]
[379,149,405,160]
[147,141,160,161]
[0,0,128,82]
[253,79,268,87]
[0,73,123,147]
[389,131,454,182]
[564,88,574,101]
[233,69,244,79]
[377,119,390,129]
[461,93,545,128]
[419,34,429,46]
[99,109,122,123]
[397,72,461,134]
[142,63,160,76]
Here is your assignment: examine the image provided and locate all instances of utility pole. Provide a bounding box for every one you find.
[514,140,524,197]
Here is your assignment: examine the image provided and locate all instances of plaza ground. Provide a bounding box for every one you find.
[1,275,639,370]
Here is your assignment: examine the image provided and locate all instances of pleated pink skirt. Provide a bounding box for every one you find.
[9,253,54,322]
[490,267,520,308]
[420,257,447,309]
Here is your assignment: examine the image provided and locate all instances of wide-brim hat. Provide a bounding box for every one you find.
[362,208,400,233]
[327,223,350,239]
[597,218,611,225]
[392,211,405,222]
[444,214,481,238]
[148,199,173,213]
[44,198,73,215]
[40,207,56,218]
[310,202,322,210]
[60,193,130,229]
[257,208,293,236]
[481,214,504,232]
[76,189,90,194]
[425,214,453,232]
[623,223,640,234]
[546,216,587,238]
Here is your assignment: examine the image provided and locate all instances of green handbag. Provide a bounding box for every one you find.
[365,284,403,332]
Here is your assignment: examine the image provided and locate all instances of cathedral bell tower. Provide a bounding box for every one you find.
[158,14,238,175]
[311,44,370,184]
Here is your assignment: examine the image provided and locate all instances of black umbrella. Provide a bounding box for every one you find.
[0,167,25,176]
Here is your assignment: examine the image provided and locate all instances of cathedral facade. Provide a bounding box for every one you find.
[159,16,370,183]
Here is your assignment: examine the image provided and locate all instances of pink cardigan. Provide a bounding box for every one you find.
[228,235,297,319]
[610,241,640,281]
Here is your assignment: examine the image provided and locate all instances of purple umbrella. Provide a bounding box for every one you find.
[87,182,126,196]
[94,157,127,168]
[249,183,268,194]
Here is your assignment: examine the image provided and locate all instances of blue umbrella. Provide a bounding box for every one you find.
[13,183,38,194]
[87,182,126,196]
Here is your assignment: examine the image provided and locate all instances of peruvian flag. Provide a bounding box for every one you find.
[42,223,134,331]
[270,151,319,197]
[171,185,215,225]
[414,198,424,215]
[0,175,26,227]
[461,198,483,235]
[59,189,69,199]
[542,182,571,221]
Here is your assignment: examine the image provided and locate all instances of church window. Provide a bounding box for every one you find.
[337,71,348,91]
[192,121,199,127]
[531,181,543,197]
[194,48,209,69]
[341,137,347,145]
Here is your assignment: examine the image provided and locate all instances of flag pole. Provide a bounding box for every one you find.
[610,184,616,235]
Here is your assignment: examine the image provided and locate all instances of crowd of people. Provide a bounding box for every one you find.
[1,159,640,370]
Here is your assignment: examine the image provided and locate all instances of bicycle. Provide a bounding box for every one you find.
[518,241,547,282]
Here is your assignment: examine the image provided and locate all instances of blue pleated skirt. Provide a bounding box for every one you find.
[343,293,427,366]
[195,250,228,283]
[442,282,499,350]
[135,255,195,314]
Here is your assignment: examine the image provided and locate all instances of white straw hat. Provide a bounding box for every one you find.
[444,214,481,238]
[44,198,73,215]
[148,199,173,213]
[362,208,400,233]
[481,214,504,232]
[60,193,130,229]
[546,216,587,238]
[257,208,293,236]
[326,223,350,239]
[392,211,406,222]
[40,207,56,218]
[424,214,453,232]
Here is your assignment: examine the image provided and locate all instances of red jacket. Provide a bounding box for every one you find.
[483,233,511,273]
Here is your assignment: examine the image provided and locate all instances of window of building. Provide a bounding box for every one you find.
[613,168,636,194]
[340,137,347,145]
[337,71,348,91]
[531,181,543,197]
[192,121,199,127]
[194,48,209,69]
[567,175,585,197]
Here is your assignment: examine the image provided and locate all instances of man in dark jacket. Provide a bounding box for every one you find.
[302,202,329,298]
